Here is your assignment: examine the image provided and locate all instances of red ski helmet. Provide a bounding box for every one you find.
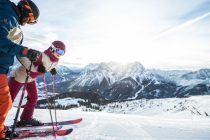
[50,41,66,55]
[17,0,40,24]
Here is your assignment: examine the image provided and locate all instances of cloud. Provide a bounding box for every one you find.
[154,11,210,40]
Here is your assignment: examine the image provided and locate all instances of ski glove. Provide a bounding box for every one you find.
[37,64,46,73]
[50,68,57,75]
[26,49,41,62]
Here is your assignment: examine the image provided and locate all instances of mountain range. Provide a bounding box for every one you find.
[34,62,210,101]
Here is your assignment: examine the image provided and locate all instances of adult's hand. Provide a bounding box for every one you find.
[26,49,41,62]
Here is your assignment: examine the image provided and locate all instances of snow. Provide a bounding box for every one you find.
[6,96,210,140]
[104,95,210,119]
[55,98,85,106]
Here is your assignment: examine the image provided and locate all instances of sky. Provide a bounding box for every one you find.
[13,0,210,70]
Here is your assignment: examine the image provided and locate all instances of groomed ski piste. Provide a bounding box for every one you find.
[6,95,210,140]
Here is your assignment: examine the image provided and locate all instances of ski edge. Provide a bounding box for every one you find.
[13,127,73,139]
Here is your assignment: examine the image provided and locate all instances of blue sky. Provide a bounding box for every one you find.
[13,0,210,70]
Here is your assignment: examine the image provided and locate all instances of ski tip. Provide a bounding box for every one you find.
[66,128,73,135]
[73,118,82,124]
[56,128,73,136]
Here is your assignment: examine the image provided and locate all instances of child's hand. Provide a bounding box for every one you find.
[50,68,57,75]
[37,64,46,73]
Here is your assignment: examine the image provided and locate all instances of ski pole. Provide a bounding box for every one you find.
[43,75,56,137]
[52,75,58,125]
[10,62,33,140]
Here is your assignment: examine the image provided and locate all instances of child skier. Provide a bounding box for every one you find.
[8,40,66,127]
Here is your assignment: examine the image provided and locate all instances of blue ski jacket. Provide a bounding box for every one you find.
[0,0,25,74]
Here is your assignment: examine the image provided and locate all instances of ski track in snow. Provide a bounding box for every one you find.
[6,108,210,140]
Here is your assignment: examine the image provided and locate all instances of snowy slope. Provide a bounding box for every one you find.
[104,95,210,118]
[6,95,210,140]
[6,108,210,140]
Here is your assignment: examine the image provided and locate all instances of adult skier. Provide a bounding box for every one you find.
[9,41,66,127]
[0,0,40,139]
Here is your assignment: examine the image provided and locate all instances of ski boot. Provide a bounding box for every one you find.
[16,118,43,127]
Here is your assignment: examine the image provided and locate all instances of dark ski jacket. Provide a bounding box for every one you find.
[0,0,25,74]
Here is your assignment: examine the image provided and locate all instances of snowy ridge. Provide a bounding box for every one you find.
[42,93,210,118]
[103,95,210,118]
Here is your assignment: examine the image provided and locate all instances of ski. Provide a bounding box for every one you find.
[10,118,82,130]
[13,127,73,139]
[43,118,82,126]
[14,125,63,133]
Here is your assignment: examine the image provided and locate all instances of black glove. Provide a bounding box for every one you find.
[37,64,46,73]
[27,49,41,62]
[50,68,57,75]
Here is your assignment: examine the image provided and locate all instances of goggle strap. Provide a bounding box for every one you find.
[51,44,57,51]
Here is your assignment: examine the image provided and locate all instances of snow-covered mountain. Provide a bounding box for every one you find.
[50,62,209,101]
[66,62,176,100]
[11,60,210,101]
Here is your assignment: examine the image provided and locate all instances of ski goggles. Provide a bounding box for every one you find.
[51,45,65,55]
[28,13,37,24]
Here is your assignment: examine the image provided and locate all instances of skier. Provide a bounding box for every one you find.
[0,0,40,139]
[9,40,66,127]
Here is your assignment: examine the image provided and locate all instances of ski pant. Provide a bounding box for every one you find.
[8,77,38,121]
[0,74,12,139]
